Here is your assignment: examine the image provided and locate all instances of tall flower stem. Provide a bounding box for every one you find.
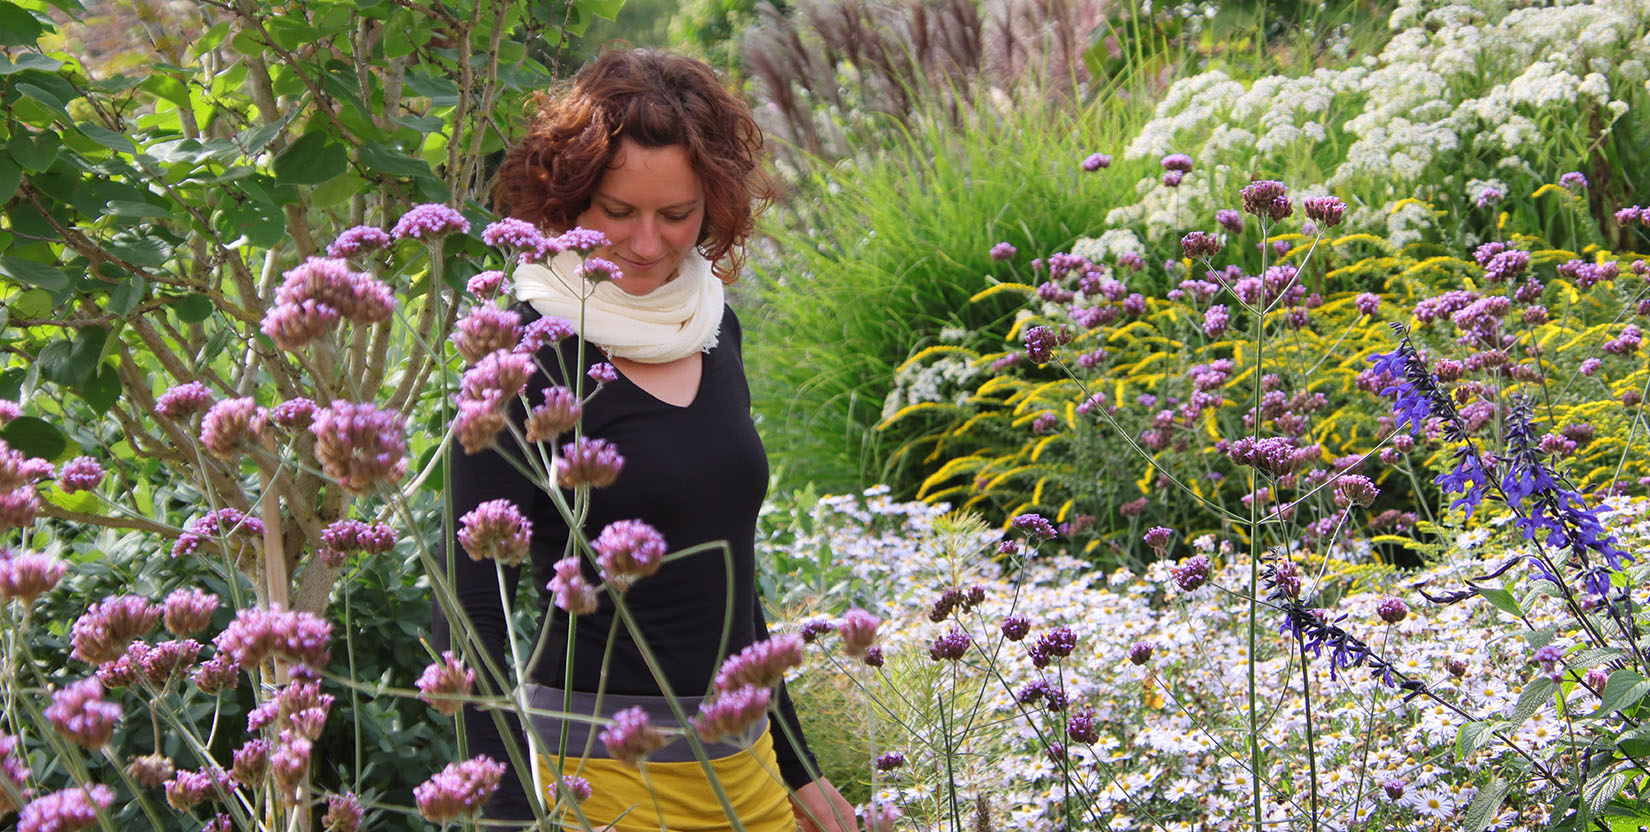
[1296,633,1320,832]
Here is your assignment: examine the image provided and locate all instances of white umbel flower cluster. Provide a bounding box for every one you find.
[1109,0,1648,246]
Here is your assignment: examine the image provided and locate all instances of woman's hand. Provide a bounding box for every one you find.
[791,777,858,832]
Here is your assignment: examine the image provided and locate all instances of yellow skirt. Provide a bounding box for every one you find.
[538,728,796,832]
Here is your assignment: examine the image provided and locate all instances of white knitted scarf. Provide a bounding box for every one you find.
[512,249,723,363]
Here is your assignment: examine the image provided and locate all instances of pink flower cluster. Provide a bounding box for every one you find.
[71,595,160,664]
[214,604,332,671]
[0,550,66,604]
[457,499,532,565]
[310,400,408,494]
[692,684,771,742]
[414,756,505,822]
[17,784,114,832]
[261,258,397,350]
[171,507,265,560]
[155,381,213,420]
[556,437,624,488]
[453,350,534,454]
[416,651,475,716]
[317,518,396,566]
[549,557,598,615]
[598,707,671,767]
[592,519,666,591]
[451,306,523,364]
[44,678,121,748]
[712,634,805,693]
[526,386,582,443]
[199,397,269,459]
[391,203,470,240]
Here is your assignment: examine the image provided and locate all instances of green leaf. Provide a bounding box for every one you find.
[1594,670,1650,717]
[106,200,174,221]
[310,173,364,209]
[9,288,52,319]
[234,118,289,156]
[1510,677,1553,724]
[0,53,62,75]
[1615,725,1650,758]
[76,122,132,152]
[14,82,71,123]
[0,155,20,202]
[80,363,120,414]
[361,141,435,180]
[1477,585,1522,618]
[0,2,44,47]
[0,256,69,291]
[1456,720,1498,760]
[56,326,109,389]
[104,235,170,269]
[173,294,214,323]
[272,132,349,185]
[9,130,60,172]
[217,199,286,248]
[1463,776,1508,832]
[109,275,146,316]
[1586,768,1633,817]
[141,74,192,109]
[0,416,64,460]
[575,0,626,22]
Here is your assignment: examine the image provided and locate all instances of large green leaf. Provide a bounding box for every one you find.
[1594,670,1650,718]
[9,130,60,172]
[361,141,435,180]
[272,131,349,185]
[0,2,44,47]
[1463,776,1508,832]
[80,363,121,414]
[0,155,20,202]
[0,416,65,460]
[0,256,69,291]
[0,53,62,75]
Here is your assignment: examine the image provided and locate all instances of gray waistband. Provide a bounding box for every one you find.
[524,684,767,763]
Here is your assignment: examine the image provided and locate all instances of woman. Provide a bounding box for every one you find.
[442,49,857,831]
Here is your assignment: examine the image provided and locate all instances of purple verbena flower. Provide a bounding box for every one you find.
[874,751,906,771]
[1081,153,1111,171]
[416,651,475,717]
[1170,554,1211,592]
[1010,513,1058,541]
[929,627,972,661]
[1241,180,1288,218]
[413,756,506,822]
[588,362,619,384]
[162,587,219,636]
[44,678,121,748]
[555,227,610,254]
[1160,153,1193,172]
[1180,231,1221,258]
[155,382,213,420]
[692,684,770,742]
[989,242,1017,261]
[1302,195,1345,227]
[557,437,624,488]
[451,307,522,364]
[57,457,105,494]
[18,785,114,832]
[1560,172,1588,191]
[325,226,391,258]
[837,608,881,658]
[199,397,269,459]
[593,519,666,591]
[0,551,66,604]
[458,499,532,566]
[1066,707,1099,744]
[391,203,470,240]
[1216,209,1244,234]
[598,708,671,768]
[270,398,317,430]
[323,793,364,832]
[481,218,545,252]
[526,386,582,443]
[1376,597,1409,624]
[466,270,508,300]
[310,400,408,494]
[71,595,160,664]
[714,634,805,692]
[214,604,331,671]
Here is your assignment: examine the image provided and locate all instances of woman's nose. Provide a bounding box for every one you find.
[631,219,663,259]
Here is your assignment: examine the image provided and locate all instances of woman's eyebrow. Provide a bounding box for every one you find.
[594,193,703,211]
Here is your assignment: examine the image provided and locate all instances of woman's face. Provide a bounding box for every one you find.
[575,139,706,296]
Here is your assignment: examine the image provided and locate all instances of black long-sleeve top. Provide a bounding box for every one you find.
[434,303,818,819]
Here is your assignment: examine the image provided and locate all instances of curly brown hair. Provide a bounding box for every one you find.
[492,49,773,283]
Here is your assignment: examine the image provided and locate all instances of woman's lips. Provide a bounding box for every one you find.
[617,255,661,271]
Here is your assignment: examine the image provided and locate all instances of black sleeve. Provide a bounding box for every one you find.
[753,592,823,790]
[431,321,569,821]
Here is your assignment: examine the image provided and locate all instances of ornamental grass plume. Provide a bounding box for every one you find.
[713,634,805,692]
[390,203,470,240]
[599,707,671,768]
[526,386,582,443]
[44,678,121,749]
[556,437,624,488]
[71,595,160,664]
[310,400,408,494]
[0,551,66,604]
[692,684,771,742]
[592,519,666,590]
[416,651,475,716]
[457,499,532,565]
[18,784,114,832]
